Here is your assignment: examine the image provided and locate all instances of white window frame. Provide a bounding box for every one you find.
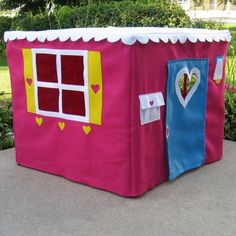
[32,48,89,123]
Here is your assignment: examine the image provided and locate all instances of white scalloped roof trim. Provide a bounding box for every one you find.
[4,27,231,45]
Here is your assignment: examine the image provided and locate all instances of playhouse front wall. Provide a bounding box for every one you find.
[7,39,135,196]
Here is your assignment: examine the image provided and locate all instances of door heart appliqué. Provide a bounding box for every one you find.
[175,67,201,108]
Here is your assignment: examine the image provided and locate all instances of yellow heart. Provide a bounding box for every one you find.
[35,117,43,126]
[83,125,91,135]
[215,79,221,85]
[58,121,65,131]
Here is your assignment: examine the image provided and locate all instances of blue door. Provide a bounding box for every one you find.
[166,59,208,180]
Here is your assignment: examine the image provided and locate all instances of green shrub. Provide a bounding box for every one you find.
[10,0,192,30]
[69,0,192,28]
[0,16,12,54]
[227,27,236,57]
[193,19,224,30]
[0,16,12,38]
[0,92,14,150]
[54,5,78,28]
[226,47,236,86]
[224,27,236,142]
[225,91,236,141]
[11,12,56,31]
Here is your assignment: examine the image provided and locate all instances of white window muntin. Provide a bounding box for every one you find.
[32,49,89,123]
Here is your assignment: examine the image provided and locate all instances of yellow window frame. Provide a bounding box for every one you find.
[22,48,103,125]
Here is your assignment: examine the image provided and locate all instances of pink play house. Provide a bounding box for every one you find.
[5,27,231,196]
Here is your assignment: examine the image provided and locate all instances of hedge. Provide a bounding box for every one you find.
[11,0,192,30]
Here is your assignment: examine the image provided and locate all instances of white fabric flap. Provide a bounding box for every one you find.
[213,57,224,81]
[4,27,231,45]
[139,92,165,110]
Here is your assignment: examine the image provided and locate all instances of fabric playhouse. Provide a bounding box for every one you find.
[4,27,231,196]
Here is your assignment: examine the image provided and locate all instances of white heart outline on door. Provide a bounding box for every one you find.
[175,67,201,108]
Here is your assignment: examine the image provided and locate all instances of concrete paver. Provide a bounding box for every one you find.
[0,140,236,236]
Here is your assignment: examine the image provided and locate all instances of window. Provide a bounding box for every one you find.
[139,92,165,125]
[22,48,102,125]
[213,56,224,84]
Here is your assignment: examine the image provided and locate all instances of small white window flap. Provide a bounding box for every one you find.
[213,56,224,82]
[139,92,165,125]
[139,92,165,110]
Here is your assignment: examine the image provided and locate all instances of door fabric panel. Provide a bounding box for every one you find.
[166,59,209,180]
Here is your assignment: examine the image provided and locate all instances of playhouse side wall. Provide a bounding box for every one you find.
[130,42,168,196]
[204,43,228,164]
[130,40,228,196]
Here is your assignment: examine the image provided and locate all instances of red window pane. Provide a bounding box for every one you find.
[62,90,85,116]
[61,55,84,85]
[38,87,59,112]
[36,54,57,83]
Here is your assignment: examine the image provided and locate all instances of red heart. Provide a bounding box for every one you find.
[26,78,33,86]
[91,84,100,94]
[150,100,154,106]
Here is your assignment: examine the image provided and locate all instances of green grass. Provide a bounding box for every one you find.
[225,24,236,86]
[226,53,236,86]
[0,55,11,100]
[225,24,236,49]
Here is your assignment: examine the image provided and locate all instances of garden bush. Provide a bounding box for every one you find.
[225,91,236,141]
[70,0,193,28]
[224,28,236,142]
[193,19,224,30]
[10,0,193,30]
[0,16,12,54]
[0,92,14,150]
[11,12,55,31]
[54,5,78,28]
